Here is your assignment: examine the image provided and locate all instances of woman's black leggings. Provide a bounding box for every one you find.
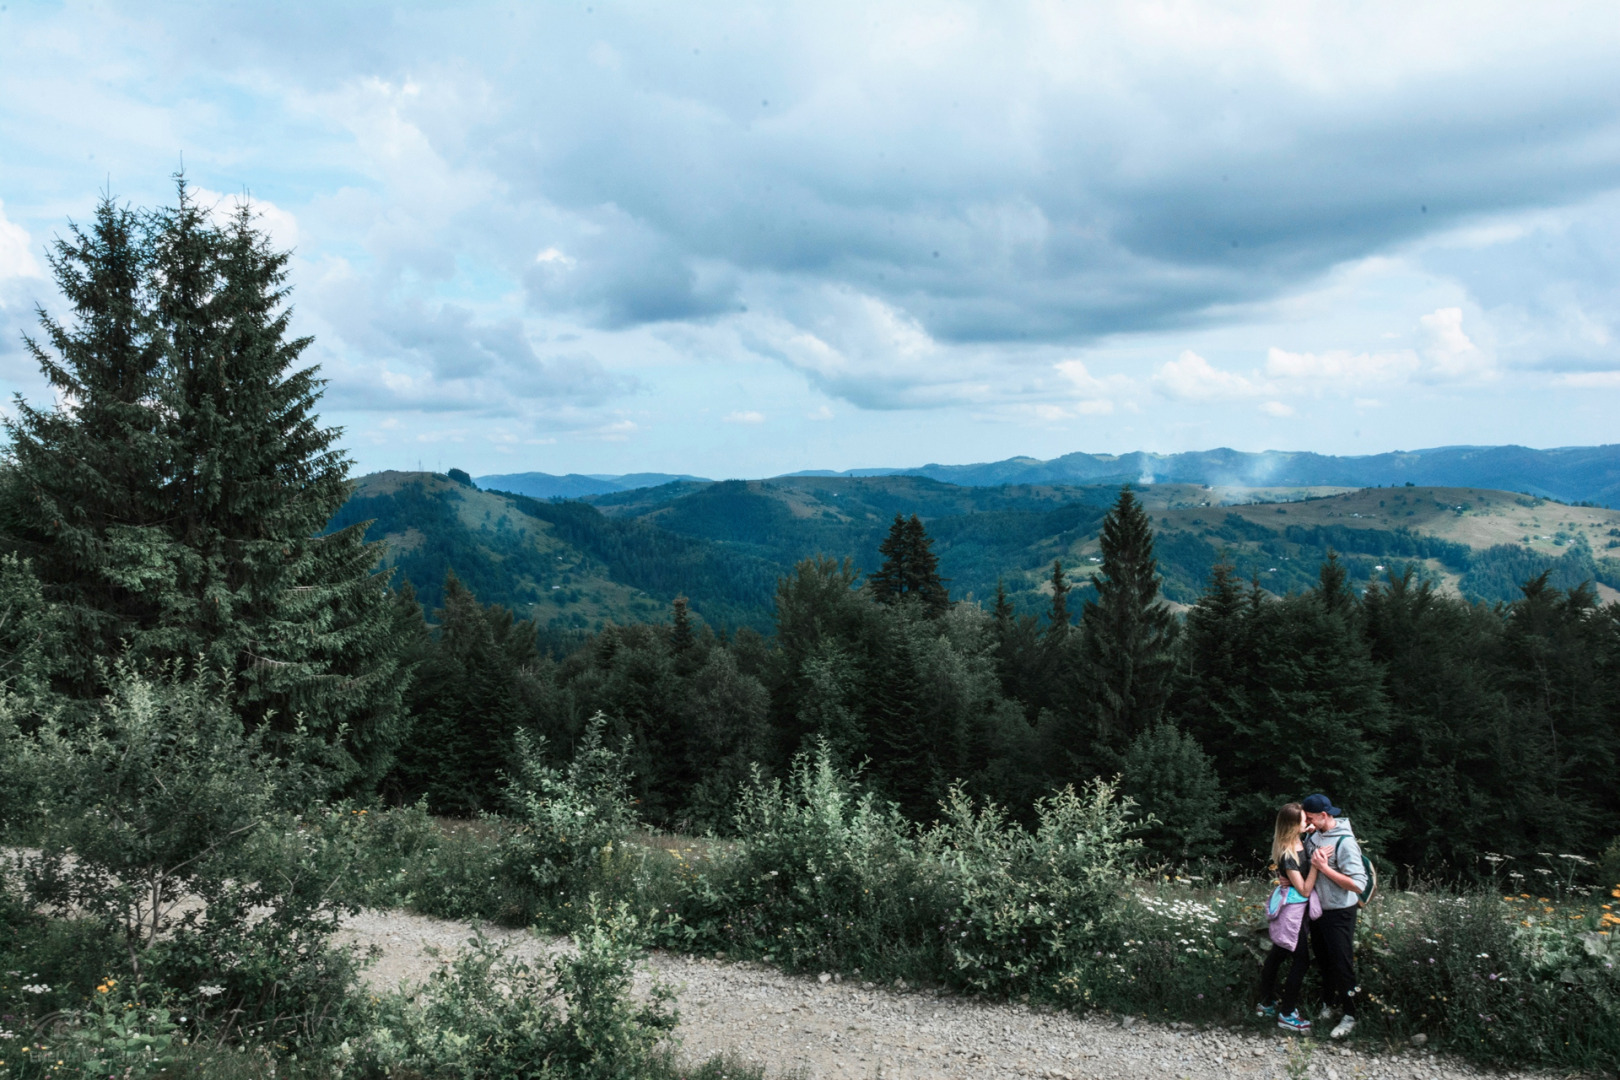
[1258,913,1311,1015]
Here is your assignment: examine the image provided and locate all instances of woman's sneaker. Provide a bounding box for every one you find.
[1255,1001,1278,1018]
[1277,1010,1312,1034]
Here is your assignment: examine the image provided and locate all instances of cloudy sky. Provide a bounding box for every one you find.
[2,2,1618,478]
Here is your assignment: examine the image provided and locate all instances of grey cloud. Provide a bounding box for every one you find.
[113,2,1620,408]
[522,210,739,328]
[318,298,633,415]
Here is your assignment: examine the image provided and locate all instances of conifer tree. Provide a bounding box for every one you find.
[391,572,544,813]
[867,513,949,616]
[1317,550,1352,616]
[992,578,1014,632]
[671,595,696,655]
[1045,559,1071,643]
[1122,720,1226,863]
[1168,560,1252,778]
[2,180,412,785]
[0,196,175,696]
[1076,487,1178,761]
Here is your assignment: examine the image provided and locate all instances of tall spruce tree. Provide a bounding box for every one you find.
[1045,559,1071,643]
[867,513,949,616]
[1076,487,1178,762]
[390,572,545,813]
[1,196,175,696]
[1,181,412,785]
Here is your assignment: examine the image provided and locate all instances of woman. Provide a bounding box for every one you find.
[1256,801,1319,1033]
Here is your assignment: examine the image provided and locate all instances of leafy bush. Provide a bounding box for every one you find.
[328,801,509,923]
[656,744,946,978]
[923,779,1140,996]
[341,902,678,1080]
[1072,879,1263,1019]
[646,746,1148,998]
[4,671,362,1052]
[496,714,643,928]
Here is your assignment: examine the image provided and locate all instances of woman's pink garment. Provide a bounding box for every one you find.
[1266,884,1323,950]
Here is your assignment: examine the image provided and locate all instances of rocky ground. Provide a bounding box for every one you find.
[337,909,1541,1080]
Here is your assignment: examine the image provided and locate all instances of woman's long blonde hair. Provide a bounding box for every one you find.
[1271,802,1305,865]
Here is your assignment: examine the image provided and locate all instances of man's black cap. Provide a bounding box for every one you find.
[1302,793,1343,816]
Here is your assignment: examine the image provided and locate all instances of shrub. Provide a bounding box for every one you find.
[5,670,362,1052]
[659,744,947,978]
[1353,890,1620,1068]
[1072,878,1263,1019]
[328,801,508,923]
[496,714,643,928]
[923,779,1140,996]
[341,902,678,1080]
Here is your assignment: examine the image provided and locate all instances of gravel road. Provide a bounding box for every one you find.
[337,909,1545,1080]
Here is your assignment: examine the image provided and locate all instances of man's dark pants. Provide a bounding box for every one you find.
[1309,906,1358,1016]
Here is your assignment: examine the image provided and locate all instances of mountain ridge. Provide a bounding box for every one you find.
[784,444,1620,504]
[480,444,1620,506]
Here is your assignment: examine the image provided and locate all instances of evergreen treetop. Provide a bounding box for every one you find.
[1077,486,1178,760]
[868,513,950,616]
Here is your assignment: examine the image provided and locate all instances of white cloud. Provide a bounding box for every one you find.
[1153,351,1263,401]
[1556,370,1620,388]
[191,188,301,252]
[725,410,766,424]
[1265,345,1419,384]
[0,201,42,281]
[1259,401,1296,417]
[1418,306,1493,380]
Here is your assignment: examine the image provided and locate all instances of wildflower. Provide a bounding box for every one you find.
[21,986,48,995]
[198,985,225,998]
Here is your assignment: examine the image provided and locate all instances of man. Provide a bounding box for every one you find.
[1302,792,1367,1040]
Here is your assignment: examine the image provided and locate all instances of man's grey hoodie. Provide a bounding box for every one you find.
[1304,817,1368,910]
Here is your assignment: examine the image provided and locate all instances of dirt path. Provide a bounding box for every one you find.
[336,909,1539,1080]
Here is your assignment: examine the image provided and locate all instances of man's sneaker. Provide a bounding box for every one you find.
[1277,1010,1312,1034]
[1318,1004,1340,1022]
[1255,1001,1277,1018]
[1330,1015,1357,1040]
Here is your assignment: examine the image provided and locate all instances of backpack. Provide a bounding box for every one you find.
[1333,836,1379,908]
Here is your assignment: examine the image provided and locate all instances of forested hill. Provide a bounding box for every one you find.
[336,471,1620,633]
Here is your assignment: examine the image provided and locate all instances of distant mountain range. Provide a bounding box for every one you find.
[479,444,1620,507]
[788,445,1620,506]
[475,471,708,499]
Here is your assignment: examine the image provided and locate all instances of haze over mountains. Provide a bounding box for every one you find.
[478,444,1620,507]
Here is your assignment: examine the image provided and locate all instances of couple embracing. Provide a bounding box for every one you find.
[1256,793,1368,1039]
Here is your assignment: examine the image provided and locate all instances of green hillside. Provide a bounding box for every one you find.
[327,472,781,634]
[333,473,1620,635]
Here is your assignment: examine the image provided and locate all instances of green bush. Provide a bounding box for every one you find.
[924,779,1141,997]
[1068,879,1263,1019]
[1598,838,1620,893]
[341,902,677,1080]
[333,712,644,929]
[1355,891,1620,1068]
[327,802,509,923]
[657,744,948,978]
[496,714,644,928]
[4,671,362,1053]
